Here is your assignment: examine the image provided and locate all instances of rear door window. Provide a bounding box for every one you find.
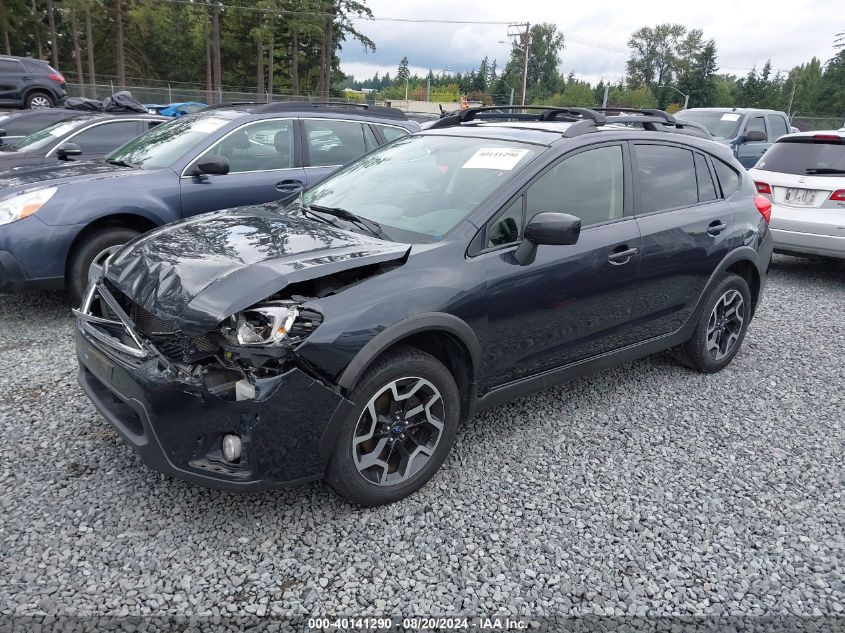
[304,119,367,167]
[69,121,141,154]
[0,59,23,73]
[634,144,698,213]
[755,138,845,176]
[767,115,789,140]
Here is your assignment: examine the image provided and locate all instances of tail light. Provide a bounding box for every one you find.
[830,190,845,202]
[755,181,772,194]
[813,134,842,141]
[754,194,772,224]
[47,72,64,83]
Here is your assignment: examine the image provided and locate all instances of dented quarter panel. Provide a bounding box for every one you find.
[105,207,411,334]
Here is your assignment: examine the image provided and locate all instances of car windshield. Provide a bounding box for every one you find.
[755,138,845,175]
[106,112,239,169]
[676,111,743,139]
[13,119,82,153]
[300,135,539,241]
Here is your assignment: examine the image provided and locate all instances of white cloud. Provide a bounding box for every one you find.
[339,0,840,83]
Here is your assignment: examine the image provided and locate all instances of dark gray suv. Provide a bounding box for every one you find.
[0,55,67,109]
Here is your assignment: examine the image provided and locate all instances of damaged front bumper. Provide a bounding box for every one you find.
[74,283,353,490]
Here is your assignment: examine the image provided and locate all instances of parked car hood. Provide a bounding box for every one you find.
[105,207,411,335]
[0,160,140,192]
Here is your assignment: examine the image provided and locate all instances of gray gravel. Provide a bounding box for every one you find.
[0,255,843,623]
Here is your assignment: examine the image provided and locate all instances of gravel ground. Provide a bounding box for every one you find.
[0,255,843,626]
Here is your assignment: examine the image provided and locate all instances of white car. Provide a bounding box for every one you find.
[749,130,845,259]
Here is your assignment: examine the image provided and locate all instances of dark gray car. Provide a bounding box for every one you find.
[0,56,67,108]
[0,113,166,172]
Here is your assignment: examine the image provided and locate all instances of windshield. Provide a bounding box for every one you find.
[756,138,845,175]
[13,119,82,153]
[106,112,238,169]
[676,111,743,139]
[301,135,539,241]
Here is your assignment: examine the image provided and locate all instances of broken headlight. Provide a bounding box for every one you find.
[222,304,299,347]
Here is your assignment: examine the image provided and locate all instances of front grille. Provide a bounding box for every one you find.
[133,303,174,335]
[98,282,215,362]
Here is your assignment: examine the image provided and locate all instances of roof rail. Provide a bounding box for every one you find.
[254,101,409,120]
[592,107,676,124]
[561,114,712,139]
[427,105,606,130]
[200,101,261,111]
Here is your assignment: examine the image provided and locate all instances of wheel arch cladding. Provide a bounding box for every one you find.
[336,313,480,424]
[65,213,159,277]
[724,258,761,316]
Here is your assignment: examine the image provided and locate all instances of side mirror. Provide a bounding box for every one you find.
[743,129,767,143]
[56,142,82,160]
[195,155,230,176]
[514,212,581,266]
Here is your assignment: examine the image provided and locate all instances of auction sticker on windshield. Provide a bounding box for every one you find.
[721,113,741,122]
[462,147,531,170]
[192,118,230,134]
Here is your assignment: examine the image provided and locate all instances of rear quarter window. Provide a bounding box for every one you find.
[712,159,740,197]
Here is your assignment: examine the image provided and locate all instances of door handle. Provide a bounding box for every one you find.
[707,220,727,236]
[608,246,638,265]
[276,179,303,192]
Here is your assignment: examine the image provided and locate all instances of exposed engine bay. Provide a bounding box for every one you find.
[75,262,398,402]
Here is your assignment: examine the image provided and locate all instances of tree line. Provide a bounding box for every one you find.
[0,2,842,117]
[0,0,375,99]
[350,22,844,119]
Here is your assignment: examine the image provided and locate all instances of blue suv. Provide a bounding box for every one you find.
[0,102,418,299]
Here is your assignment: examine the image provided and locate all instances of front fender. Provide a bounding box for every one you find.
[335,312,482,392]
[35,171,180,228]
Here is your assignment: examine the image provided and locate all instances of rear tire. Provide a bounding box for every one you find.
[25,91,54,109]
[326,347,460,506]
[673,273,752,373]
[67,227,139,304]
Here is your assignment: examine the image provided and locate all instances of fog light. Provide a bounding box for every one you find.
[222,434,242,462]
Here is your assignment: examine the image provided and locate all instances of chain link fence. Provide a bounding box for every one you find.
[789,115,844,132]
[65,82,360,106]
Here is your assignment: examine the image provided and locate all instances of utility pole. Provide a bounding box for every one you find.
[506,23,531,106]
[602,83,609,107]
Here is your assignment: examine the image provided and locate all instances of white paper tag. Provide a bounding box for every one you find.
[192,117,229,134]
[720,113,741,122]
[462,147,530,170]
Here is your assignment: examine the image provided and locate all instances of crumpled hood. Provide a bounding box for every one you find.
[105,207,410,334]
[0,160,137,193]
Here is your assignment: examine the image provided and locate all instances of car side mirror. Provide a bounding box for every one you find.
[195,155,230,176]
[514,212,581,266]
[743,130,766,143]
[56,142,83,160]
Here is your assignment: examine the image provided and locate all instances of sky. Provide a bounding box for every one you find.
[338,0,841,86]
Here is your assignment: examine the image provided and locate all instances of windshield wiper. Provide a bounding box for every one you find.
[805,168,845,175]
[306,204,390,241]
[106,158,135,168]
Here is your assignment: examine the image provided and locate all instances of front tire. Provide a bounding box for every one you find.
[674,273,752,373]
[67,227,139,304]
[326,347,460,506]
[25,91,54,109]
